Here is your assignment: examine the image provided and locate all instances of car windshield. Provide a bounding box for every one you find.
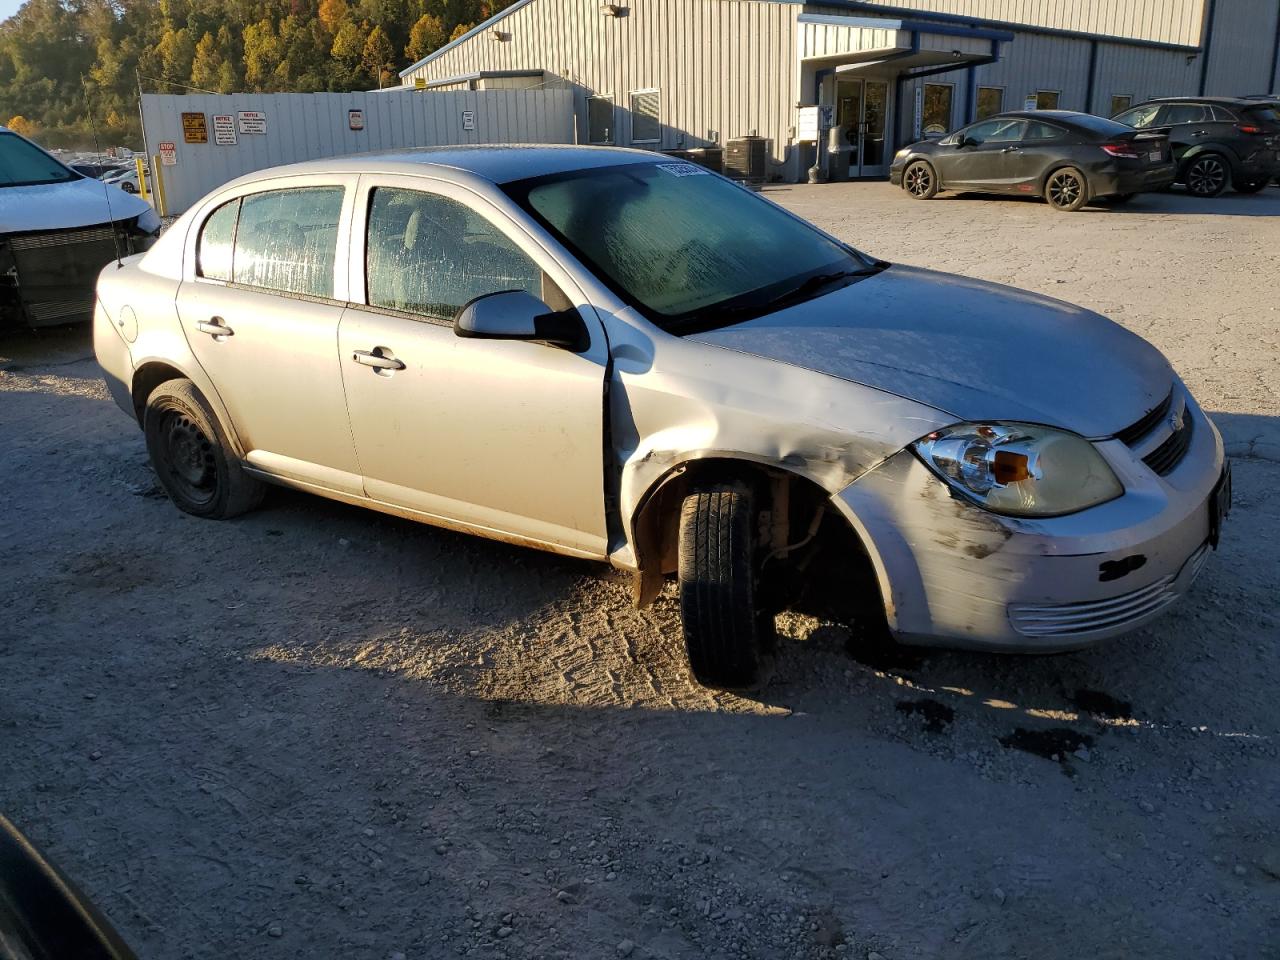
[0,133,80,188]
[505,161,878,333]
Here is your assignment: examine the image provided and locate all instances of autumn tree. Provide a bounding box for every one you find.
[405,12,446,62]
[362,25,395,88]
[7,115,38,137]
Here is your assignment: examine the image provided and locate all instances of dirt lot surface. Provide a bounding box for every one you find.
[2,183,1278,960]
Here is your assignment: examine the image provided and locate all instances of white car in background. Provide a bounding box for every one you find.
[0,126,159,327]
[102,164,146,194]
[94,146,1229,688]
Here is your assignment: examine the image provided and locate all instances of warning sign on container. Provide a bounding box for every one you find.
[181,112,208,144]
[348,109,365,131]
[212,115,237,145]
[158,142,177,166]
[237,111,268,135]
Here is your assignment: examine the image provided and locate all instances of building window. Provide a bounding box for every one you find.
[587,95,614,144]
[1110,95,1132,116]
[923,83,954,137]
[630,89,660,144]
[976,86,1004,120]
[1035,90,1060,110]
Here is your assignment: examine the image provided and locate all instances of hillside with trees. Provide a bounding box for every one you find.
[0,0,502,148]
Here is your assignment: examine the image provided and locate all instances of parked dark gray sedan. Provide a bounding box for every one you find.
[889,110,1175,211]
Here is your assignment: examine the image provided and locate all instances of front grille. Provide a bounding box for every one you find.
[1008,543,1210,638]
[25,298,95,323]
[1114,391,1173,446]
[8,225,119,251]
[1143,406,1194,476]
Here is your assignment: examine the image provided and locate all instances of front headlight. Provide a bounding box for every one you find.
[912,423,1123,518]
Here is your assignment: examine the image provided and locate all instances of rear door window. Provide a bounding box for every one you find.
[1022,121,1066,141]
[365,187,550,321]
[232,187,344,298]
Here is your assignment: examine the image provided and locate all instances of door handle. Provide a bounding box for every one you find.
[196,317,233,339]
[1191,130,1209,137]
[352,348,405,372]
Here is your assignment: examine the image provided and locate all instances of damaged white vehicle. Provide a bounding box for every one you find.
[95,146,1230,687]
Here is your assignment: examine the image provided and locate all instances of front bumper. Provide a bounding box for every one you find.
[832,389,1225,651]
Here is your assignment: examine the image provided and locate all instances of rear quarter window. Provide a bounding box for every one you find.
[197,199,239,281]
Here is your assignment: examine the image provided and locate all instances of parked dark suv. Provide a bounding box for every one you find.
[1113,97,1280,196]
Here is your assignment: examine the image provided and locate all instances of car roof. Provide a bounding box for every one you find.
[1140,96,1258,106]
[240,144,666,187]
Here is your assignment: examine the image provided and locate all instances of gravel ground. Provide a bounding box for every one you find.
[2,182,1278,960]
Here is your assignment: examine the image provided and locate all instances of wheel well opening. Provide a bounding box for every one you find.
[131,362,185,425]
[630,458,885,629]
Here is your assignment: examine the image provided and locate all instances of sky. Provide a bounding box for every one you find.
[1,0,22,23]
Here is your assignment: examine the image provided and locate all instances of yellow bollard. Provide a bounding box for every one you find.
[135,156,150,203]
[150,156,167,217]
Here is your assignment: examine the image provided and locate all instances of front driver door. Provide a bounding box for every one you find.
[935,119,1021,189]
[337,178,610,558]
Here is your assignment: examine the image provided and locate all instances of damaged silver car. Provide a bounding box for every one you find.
[94,146,1230,687]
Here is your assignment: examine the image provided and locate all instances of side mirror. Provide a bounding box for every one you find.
[955,136,972,148]
[453,290,589,353]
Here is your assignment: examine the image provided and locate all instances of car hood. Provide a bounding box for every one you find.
[0,177,151,233]
[687,265,1173,439]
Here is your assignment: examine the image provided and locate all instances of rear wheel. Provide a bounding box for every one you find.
[1184,153,1229,197]
[1045,167,1088,211]
[120,181,137,194]
[903,161,938,200]
[143,379,264,519]
[1233,176,1269,194]
[677,483,772,688]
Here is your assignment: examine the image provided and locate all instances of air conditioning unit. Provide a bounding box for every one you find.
[724,136,767,184]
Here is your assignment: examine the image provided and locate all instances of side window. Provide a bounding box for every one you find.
[961,119,1021,144]
[975,86,1004,120]
[1023,121,1065,141]
[233,187,344,298]
[1209,105,1237,122]
[630,89,661,144]
[198,199,239,281]
[365,187,548,321]
[587,96,614,144]
[1159,103,1209,125]
[1116,104,1161,128]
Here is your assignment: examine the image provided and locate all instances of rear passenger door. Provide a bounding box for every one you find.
[177,177,363,493]
[336,178,611,558]
[1154,103,1215,165]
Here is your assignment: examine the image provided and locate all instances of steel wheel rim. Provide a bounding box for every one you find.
[906,165,932,197]
[160,410,217,505]
[1048,171,1081,208]
[1188,157,1225,195]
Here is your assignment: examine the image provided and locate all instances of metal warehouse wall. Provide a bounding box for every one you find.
[1201,0,1280,94]
[401,0,804,179]
[139,89,574,214]
[846,0,1208,47]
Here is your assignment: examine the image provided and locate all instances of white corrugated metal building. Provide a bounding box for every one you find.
[399,0,1280,182]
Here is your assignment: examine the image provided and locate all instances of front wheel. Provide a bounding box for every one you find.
[120,182,137,194]
[1045,167,1088,211]
[903,161,938,200]
[144,379,264,519]
[1233,176,1269,194]
[677,483,773,688]
[1184,153,1229,197]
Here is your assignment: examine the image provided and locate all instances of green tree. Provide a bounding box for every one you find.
[362,24,395,88]
[405,12,446,62]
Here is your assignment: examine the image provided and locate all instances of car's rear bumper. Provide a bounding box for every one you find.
[831,388,1225,651]
[1091,162,1177,196]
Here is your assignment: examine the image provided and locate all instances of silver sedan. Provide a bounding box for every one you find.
[94,146,1230,687]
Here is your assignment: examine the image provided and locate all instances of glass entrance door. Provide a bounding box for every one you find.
[832,78,892,179]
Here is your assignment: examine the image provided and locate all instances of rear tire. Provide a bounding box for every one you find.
[677,483,772,688]
[1233,176,1269,194]
[1183,153,1229,197]
[903,161,938,200]
[143,379,264,520]
[1045,167,1088,211]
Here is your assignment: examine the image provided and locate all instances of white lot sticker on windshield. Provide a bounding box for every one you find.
[656,163,710,177]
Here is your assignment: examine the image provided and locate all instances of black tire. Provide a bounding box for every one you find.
[1044,166,1088,211]
[1233,176,1269,194]
[143,379,264,519]
[903,160,938,200]
[120,182,137,194]
[677,483,772,688]
[1183,153,1229,197]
